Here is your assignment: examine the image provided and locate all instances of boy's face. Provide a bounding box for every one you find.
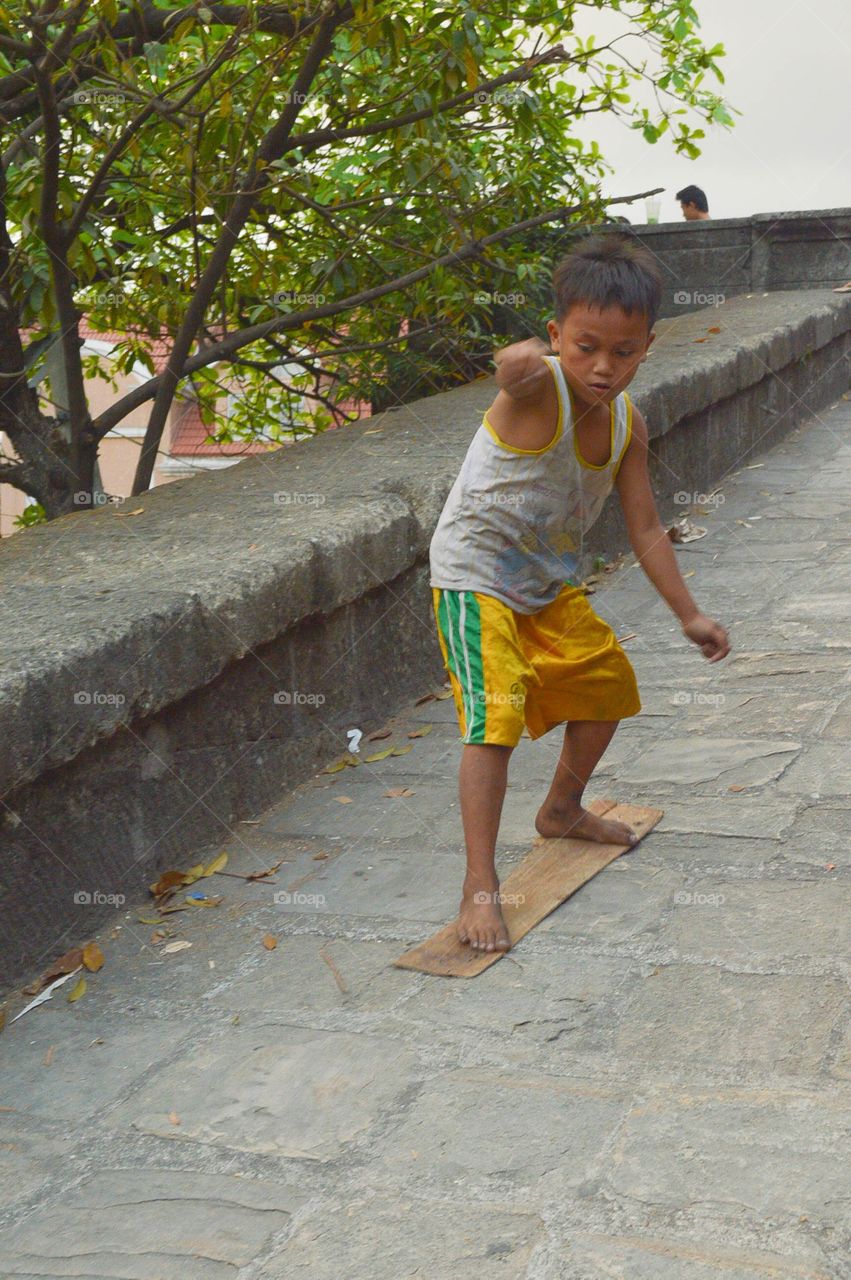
[546,303,655,409]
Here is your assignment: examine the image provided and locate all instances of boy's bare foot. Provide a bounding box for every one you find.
[457,876,512,952]
[535,801,637,846]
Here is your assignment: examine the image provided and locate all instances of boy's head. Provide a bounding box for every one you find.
[547,234,662,407]
[676,184,709,220]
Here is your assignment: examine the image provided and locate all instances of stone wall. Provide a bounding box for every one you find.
[1,288,850,984]
[591,207,851,317]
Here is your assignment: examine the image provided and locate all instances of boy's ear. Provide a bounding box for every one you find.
[546,318,560,349]
[640,329,656,362]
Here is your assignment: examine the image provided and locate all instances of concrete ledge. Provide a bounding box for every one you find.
[1,289,850,982]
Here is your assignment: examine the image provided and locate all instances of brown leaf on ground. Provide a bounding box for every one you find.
[169,1111,181,1125]
[728,784,746,792]
[414,692,436,706]
[390,744,413,756]
[364,747,395,762]
[82,943,104,972]
[335,795,353,804]
[41,947,85,987]
[408,725,433,738]
[367,727,393,739]
[384,786,415,798]
[262,934,278,950]
[43,1044,55,1066]
[246,860,284,881]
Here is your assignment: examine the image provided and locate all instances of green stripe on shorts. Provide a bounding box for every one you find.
[442,590,487,743]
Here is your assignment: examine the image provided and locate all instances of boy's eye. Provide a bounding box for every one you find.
[577,343,593,352]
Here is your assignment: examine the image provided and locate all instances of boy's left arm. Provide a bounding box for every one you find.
[614,405,730,662]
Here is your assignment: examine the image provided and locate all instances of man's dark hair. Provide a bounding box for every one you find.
[552,234,663,329]
[676,184,709,212]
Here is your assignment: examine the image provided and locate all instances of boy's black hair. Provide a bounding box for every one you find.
[676,184,709,212]
[552,234,663,329]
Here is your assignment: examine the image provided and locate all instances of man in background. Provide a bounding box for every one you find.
[676,184,711,220]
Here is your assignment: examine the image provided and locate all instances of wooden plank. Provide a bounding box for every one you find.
[393,799,663,977]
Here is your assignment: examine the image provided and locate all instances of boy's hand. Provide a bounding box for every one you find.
[682,613,730,662]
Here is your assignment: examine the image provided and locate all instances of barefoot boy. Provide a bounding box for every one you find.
[429,234,730,953]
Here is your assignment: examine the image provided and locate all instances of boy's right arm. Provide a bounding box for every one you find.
[493,336,552,402]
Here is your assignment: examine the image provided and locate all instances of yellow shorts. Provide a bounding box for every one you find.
[431,584,640,747]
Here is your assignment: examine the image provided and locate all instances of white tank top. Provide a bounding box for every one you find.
[429,355,633,613]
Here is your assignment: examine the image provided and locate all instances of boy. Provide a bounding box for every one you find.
[429,235,729,954]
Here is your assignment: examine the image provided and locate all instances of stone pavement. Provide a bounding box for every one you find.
[1,396,849,1279]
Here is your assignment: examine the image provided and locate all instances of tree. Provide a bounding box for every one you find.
[0,0,732,519]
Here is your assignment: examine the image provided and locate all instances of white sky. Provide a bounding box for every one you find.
[573,0,851,222]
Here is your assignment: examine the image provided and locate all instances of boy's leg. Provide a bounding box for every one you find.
[458,742,513,952]
[535,719,637,845]
[431,587,532,952]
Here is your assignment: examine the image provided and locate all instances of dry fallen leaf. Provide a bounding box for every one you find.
[312,852,329,861]
[203,851,229,877]
[825,863,836,871]
[246,859,284,881]
[390,744,413,756]
[115,507,145,516]
[161,940,192,955]
[435,689,454,700]
[67,976,87,1003]
[706,326,721,334]
[728,784,746,793]
[364,747,395,762]
[408,725,434,738]
[335,795,353,804]
[384,786,414,798]
[169,1111,181,1125]
[414,693,436,706]
[262,934,278,950]
[43,1044,55,1066]
[323,759,349,773]
[368,727,394,739]
[82,942,104,972]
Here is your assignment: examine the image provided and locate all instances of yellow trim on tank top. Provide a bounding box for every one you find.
[481,359,565,455]
[612,392,633,476]
[567,381,616,471]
